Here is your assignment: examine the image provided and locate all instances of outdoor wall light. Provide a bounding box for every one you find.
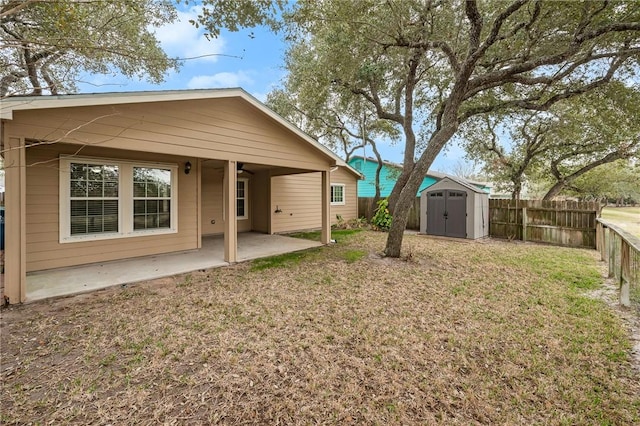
[184,161,192,175]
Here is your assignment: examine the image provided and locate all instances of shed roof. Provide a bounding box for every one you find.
[421,176,489,195]
[1,88,361,178]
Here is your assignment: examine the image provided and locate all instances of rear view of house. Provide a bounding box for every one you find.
[1,89,359,303]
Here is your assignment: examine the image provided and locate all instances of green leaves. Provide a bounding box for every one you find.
[184,0,287,37]
[191,0,640,254]
[1,0,177,96]
[371,199,393,231]
[463,82,640,200]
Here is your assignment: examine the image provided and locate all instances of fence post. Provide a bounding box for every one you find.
[522,207,527,243]
[608,232,616,278]
[603,226,610,263]
[620,240,631,307]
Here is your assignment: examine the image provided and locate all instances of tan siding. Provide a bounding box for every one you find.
[201,168,224,235]
[271,168,359,234]
[329,167,359,222]
[25,144,199,272]
[271,174,322,234]
[11,98,331,171]
[201,167,252,235]
[251,171,270,233]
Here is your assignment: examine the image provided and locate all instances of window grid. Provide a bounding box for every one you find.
[331,184,345,205]
[69,163,119,235]
[237,179,247,219]
[133,167,172,230]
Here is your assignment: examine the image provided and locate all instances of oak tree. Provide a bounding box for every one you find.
[1,0,177,96]
[463,83,640,200]
[193,0,640,257]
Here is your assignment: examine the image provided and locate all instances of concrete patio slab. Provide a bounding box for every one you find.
[26,233,322,302]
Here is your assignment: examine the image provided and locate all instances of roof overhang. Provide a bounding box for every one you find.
[1,88,356,171]
[420,176,488,194]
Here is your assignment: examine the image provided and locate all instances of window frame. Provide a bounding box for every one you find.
[67,161,121,238]
[330,183,346,206]
[132,166,173,232]
[236,177,249,220]
[60,156,178,243]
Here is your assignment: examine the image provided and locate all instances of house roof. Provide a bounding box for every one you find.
[1,88,361,178]
[349,155,486,187]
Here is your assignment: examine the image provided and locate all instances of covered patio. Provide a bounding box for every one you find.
[1,89,355,304]
[25,233,322,302]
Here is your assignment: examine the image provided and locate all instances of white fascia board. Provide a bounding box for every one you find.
[0,88,242,119]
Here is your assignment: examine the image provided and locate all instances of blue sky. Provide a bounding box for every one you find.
[77,4,466,172]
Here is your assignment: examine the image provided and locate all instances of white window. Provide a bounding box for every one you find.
[60,157,178,243]
[133,167,172,230]
[69,162,119,236]
[237,178,248,219]
[331,184,345,205]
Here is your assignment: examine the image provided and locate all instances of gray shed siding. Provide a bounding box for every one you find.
[420,177,489,239]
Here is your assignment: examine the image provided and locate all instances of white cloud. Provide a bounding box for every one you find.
[153,9,225,63]
[187,71,254,89]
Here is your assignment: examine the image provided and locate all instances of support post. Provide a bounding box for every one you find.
[223,160,237,263]
[620,240,631,307]
[3,135,27,303]
[321,170,331,244]
[608,233,616,279]
[196,159,202,250]
[620,279,631,307]
[522,207,527,243]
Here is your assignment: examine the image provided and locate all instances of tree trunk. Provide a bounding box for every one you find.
[384,135,458,256]
[384,105,461,257]
[372,141,383,203]
[543,151,627,201]
[511,182,521,200]
[383,165,427,257]
[542,181,565,201]
[387,165,412,213]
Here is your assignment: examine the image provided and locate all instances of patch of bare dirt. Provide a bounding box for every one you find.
[588,261,640,372]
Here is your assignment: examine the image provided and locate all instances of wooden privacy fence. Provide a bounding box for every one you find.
[596,220,640,308]
[357,198,600,247]
[358,197,421,230]
[489,199,600,248]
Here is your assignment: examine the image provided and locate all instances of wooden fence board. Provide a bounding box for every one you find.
[357,197,421,230]
[488,199,599,248]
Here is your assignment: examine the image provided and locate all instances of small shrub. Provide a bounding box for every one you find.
[371,199,393,231]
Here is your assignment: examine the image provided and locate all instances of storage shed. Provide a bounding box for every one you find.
[420,176,489,239]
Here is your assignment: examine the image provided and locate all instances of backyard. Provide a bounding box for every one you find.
[601,206,640,238]
[1,231,639,424]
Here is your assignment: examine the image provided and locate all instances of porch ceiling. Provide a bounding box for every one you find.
[25,233,322,303]
[201,159,323,176]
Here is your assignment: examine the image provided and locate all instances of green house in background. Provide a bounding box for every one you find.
[347,155,490,198]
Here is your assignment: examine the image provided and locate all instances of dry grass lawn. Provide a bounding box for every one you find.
[1,231,639,425]
[601,206,640,239]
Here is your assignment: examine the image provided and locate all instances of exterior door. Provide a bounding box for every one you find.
[427,189,467,238]
[445,190,467,238]
[426,191,446,236]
